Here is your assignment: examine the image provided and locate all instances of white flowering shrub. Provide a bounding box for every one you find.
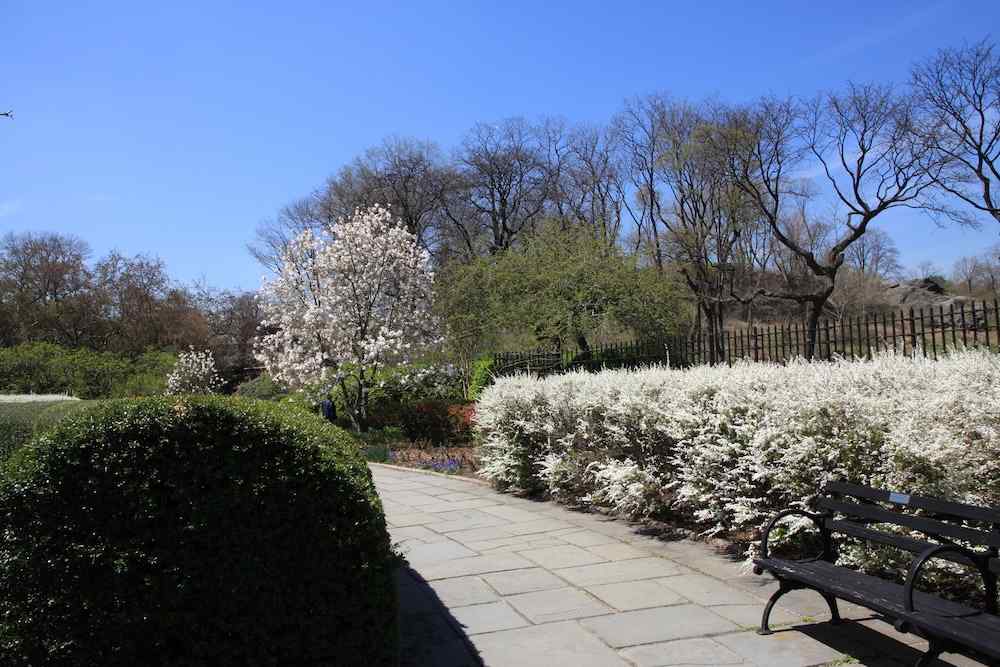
[584,458,666,520]
[255,205,438,432]
[475,350,1000,578]
[537,451,598,504]
[165,349,223,395]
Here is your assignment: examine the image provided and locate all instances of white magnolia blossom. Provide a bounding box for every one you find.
[381,363,462,400]
[255,205,437,428]
[166,348,224,395]
[476,350,1000,580]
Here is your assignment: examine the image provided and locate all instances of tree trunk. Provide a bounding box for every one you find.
[804,286,834,360]
[338,376,370,433]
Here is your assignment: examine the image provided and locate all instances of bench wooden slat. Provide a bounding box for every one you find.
[826,519,1000,576]
[825,481,1000,524]
[818,497,1000,548]
[756,558,1000,658]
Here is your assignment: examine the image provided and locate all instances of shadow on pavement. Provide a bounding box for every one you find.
[796,617,985,666]
[397,566,483,667]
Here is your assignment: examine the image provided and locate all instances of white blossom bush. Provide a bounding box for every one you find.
[255,205,438,432]
[537,451,598,505]
[583,458,666,520]
[165,348,223,395]
[475,350,1000,581]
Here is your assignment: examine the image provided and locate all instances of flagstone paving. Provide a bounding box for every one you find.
[374,464,986,667]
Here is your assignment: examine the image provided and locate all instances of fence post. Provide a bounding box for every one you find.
[960,303,968,347]
[982,301,990,349]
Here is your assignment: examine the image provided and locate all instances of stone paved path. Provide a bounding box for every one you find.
[373,464,985,667]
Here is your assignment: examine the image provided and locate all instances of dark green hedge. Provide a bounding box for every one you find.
[0,400,95,461]
[0,397,398,667]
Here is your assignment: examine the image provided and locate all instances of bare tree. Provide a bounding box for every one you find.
[656,101,754,358]
[0,232,211,354]
[952,255,982,294]
[912,38,1000,224]
[248,196,332,274]
[974,244,1000,297]
[442,119,553,255]
[192,284,264,383]
[845,227,901,279]
[250,138,452,271]
[613,95,670,270]
[0,232,93,346]
[723,85,948,357]
[561,124,630,247]
[319,137,451,251]
[909,260,945,281]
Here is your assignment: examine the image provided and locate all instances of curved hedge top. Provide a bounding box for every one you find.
[0,396,398,667]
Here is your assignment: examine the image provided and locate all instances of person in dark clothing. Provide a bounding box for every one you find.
[319,398,337,423]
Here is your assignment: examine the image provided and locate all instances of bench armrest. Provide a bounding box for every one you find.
[759,508,832,561]
[903,544,996,614]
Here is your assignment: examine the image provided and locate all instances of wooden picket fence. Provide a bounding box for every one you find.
[493,300,1000,376]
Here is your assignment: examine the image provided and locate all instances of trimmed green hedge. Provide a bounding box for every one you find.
[0,397,399,666]
[0,343,176,399]
[0,400,95,461]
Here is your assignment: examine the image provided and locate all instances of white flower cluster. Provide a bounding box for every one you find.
[382,363,463,401]
[476,350,1000,571]
[165,348,223,395]
[255,206,438,394]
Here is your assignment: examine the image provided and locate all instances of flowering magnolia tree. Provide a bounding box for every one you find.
[256,205,437,431]
[166,348,224,395]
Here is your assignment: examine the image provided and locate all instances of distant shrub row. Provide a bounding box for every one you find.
[0,343,176,399]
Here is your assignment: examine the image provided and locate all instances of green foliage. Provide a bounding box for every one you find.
[0,396,398,666]
[120,350,177,396]
[434,258,501,372]
[356,427,405,462]
[0,400,95,461]
[436,222,688,356]
[279,389,319,414]
[0,343,176,399]
[235,373,289,401]
[399,400,454,445]
[391,401,474,446]
[467,355,495,401]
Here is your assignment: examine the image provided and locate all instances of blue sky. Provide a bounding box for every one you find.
[3,1,1000,291]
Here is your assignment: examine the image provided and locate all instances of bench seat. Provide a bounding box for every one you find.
[756,557,1000,661]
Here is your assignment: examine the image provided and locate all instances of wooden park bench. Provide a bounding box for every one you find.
[753,481,1000,667]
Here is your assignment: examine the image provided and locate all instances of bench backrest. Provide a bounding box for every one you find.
[818,481,1000,577]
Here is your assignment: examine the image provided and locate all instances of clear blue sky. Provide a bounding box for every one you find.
[3,1,1000,291]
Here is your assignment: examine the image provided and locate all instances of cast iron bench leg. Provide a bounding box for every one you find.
[820,592,841,625]
[759,580,794,635]
[759,580,842,636]
[914,638,945,667]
